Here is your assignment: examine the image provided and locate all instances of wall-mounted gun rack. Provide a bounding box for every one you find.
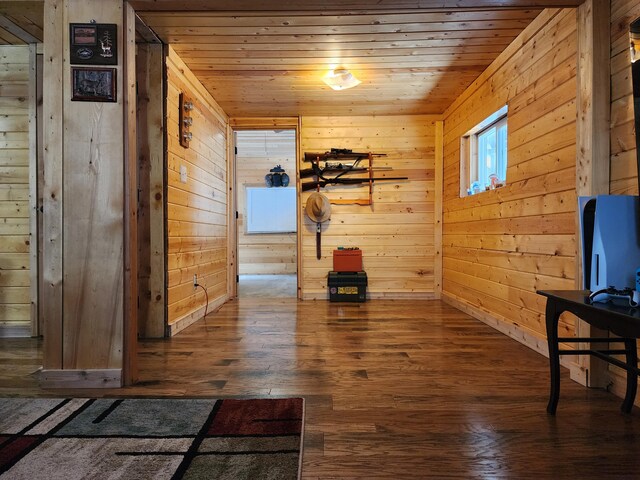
[301,148,407,206]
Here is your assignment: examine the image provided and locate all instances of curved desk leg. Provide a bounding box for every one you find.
[545,300,561,415]
[622,339,638,413]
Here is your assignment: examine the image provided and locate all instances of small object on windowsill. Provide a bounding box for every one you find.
[467,180,505,196]
[489,174,498,189]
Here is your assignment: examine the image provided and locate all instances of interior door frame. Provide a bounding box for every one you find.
[228,118,300,299]
[135,41,166,339]
[32,44,43,337]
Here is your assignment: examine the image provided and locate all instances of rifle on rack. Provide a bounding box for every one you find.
[301,176,408,192]
[302,150,389,182]
[304,150,387,162]
[300,165,369,178]
[299,163,392,179]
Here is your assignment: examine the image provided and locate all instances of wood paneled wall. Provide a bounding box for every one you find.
[610,0,640,195]
[136,43,165,339]
[607,0,640,402]
[39,0,136,387]
[236,129,296,275]
[61,1,126,371]
[299,115,437,299]
[441,9,578,348]
[0,45,31,337]
[166,46,230,334]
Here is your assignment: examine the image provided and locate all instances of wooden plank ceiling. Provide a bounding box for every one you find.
[1,1,584,116]
[0,2,43,44]
[136,1,576,116]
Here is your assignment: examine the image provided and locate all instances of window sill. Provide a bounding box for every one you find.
[464,183,506,198]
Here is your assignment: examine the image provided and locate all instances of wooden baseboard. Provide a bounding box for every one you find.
[0,324,32,338]
[368,292,437,300]
[608,368,639,406]
[442,292,575,371]
[39,369,122,388]
[300,292,436,301]
[168,294,228,336]
[569,362,589,387]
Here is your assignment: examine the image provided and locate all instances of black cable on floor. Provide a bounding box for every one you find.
[195,283,209,326]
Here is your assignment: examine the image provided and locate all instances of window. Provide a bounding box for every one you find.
[245,186,297,234]
[460,105,508,196]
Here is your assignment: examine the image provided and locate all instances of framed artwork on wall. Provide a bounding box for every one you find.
[69,23,117,65]
[71,67,117,102]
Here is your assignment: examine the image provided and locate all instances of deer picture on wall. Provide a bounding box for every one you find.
[71,67,116,102]
[99,31,113,58]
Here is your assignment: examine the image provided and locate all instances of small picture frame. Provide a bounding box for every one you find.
[69,23,117,65]
[71,67,117,102]
[71,24,98,46]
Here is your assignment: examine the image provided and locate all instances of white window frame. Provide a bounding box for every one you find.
[460,105,508,197]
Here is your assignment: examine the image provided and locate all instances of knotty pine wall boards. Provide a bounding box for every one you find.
[166,46,230,335]
[299,115,438,299]
[39,0,137,387]
[442,9,578,351]
[606,0,640,401]
[136,43,165,339]
[0,45,32,338]
[611,0,640,196]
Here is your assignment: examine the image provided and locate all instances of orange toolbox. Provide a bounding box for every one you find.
[333,249,362,272]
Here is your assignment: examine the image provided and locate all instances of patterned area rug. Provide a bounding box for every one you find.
[0,397,304,479]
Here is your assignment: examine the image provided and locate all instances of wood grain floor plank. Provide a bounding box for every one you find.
[1,298,640,478]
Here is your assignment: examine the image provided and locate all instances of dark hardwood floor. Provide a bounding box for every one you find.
[2,298,640,478]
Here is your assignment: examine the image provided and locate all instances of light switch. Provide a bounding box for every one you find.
[180,165,187,183]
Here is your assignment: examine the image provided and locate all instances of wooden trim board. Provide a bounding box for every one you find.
[573,0,611,389]
[41,0,64,369]
[434,120,443,299]
[39,369,122,389]
[168,295,227,336]
[28,43,38,337]
[0,325,31,338]
[136,42,166,339]
[302,292,438,301]
[123,1,138,386]
[226,125,237,300]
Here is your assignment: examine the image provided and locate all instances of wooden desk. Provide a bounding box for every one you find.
[537,290,640,415]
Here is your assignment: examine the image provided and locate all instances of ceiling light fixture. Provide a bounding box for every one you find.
[322,67,361,91]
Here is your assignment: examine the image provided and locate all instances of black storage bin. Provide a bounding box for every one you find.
[328,271,367,302]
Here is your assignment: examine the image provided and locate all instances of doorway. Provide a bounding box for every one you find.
[234,129,297,298]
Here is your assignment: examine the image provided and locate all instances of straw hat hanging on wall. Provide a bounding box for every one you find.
[305,192,331,259]
[305,192,331,223]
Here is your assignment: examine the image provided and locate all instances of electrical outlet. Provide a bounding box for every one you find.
[193,274,198,290]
